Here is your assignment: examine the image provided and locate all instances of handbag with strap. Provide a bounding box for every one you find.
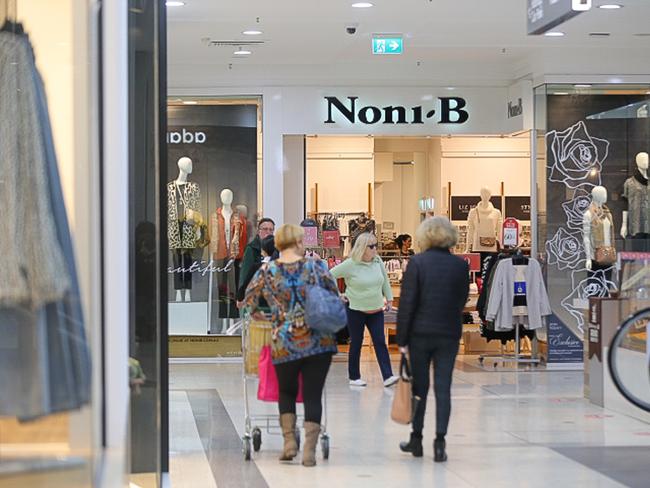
[595,246,616,266]
[304,260,347,334]
[476,210,497,247]
[391,353,420,424]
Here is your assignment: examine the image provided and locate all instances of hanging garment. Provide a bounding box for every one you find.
[0,30,91,418]
[486,258,551,331]
[348,215,376,244]
[209,207,247,260]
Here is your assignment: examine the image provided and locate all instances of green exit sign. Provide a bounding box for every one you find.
[372,36,403,55]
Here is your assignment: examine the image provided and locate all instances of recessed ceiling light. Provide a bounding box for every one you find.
[589,32,611,37]
[166,1,185,6]
[598,4,623,9]
[554,92,569,95]
[242,30,263,36]
[351,2,374,8]
[574,84,592,88]
[234,49,252,55]
[544,31,565,37]
[182,100,198,105]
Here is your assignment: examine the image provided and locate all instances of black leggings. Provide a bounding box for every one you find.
[274,353,332,424]
[409,336,459,437]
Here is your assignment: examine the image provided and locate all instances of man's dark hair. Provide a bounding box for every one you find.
[258,217,275,229]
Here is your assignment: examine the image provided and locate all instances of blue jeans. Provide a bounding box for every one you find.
[347,307,393,381]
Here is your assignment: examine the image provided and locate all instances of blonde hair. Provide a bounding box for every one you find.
[416,216,458,250]
[348,232,377,262]
[275,224,304,251]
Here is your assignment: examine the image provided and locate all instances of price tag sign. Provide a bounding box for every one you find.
[502,218,520,248]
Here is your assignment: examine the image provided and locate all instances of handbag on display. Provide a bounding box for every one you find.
[476,211,497,248]
[391,353,420,425]
[303,226,319,247]
[322,230,341,248]
[257,345,303,403]
[305,263,347,333]
[595,246,616,266]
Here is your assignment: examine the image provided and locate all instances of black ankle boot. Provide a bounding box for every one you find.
[434,438,447,462]
[399,433,423,457]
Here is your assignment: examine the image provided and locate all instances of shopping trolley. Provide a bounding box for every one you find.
[241,313,330,461]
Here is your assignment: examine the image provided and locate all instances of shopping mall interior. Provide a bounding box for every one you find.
[1,1,650,487]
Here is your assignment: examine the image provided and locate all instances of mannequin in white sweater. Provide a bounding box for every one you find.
[465,187,503,253]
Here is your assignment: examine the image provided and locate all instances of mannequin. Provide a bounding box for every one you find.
[466,187,503,254]
[583,186,615,275]
[210,189,248,322]
[167,157,201,302]
[620,152,649,240]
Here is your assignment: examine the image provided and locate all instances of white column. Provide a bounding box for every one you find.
[102,0,129,457]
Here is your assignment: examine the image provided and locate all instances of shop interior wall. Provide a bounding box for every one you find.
[440,137,531,202]
[303,135,530,239]
[306,136,375,214]
[283,135,305,225]
[2,0,100,465]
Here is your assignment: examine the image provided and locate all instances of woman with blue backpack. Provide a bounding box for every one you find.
[243,223,343,467]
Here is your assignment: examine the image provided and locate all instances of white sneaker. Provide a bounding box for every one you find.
[383,376,400,387]
[349,379,367,387]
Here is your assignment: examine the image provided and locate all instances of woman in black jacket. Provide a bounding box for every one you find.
[396,217,469,462]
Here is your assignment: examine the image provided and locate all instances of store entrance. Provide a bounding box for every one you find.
[286,133,533,357]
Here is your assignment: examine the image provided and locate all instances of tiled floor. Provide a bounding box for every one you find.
[169,355,650,488]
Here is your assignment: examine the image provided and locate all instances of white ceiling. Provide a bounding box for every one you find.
[167,0,650,89]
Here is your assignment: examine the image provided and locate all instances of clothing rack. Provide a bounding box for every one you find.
[478,249,541,368]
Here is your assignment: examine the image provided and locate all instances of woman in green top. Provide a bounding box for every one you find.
[331,232,399,387]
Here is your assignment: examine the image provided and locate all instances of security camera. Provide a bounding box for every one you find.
[346,24,358,35]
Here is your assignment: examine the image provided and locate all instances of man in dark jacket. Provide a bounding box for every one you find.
[396,216,469,463]
[236,217,275,306]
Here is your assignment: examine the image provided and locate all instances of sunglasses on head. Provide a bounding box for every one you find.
[367,244,377,249]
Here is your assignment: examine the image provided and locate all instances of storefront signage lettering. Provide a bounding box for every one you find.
[167,128,207,144]
[324,96,469,125]
[168,258,234,276]
[507,98,523,118]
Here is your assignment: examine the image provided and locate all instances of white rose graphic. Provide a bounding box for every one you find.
[546,121,609,189]
[545,228,584,270]
[562,190,592,231]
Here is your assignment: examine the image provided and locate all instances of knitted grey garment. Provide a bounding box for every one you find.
[0,32,71,307]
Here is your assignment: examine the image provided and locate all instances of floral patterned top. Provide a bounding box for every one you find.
[243,257,339,364]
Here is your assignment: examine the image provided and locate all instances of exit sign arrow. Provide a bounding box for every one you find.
[372,35,403,55]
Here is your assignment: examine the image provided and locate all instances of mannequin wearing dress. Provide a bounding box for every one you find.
[466,187,503,254]
[621,152,650,247]
[583,186,615,280]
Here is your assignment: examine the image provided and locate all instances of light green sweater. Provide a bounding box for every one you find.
[330,256,393,312]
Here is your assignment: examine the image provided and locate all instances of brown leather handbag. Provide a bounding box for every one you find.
[391,353,420,425]
[595,246,616,266]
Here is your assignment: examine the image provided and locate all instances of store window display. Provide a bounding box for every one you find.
[167,102,259,337]
[465,187,503,253]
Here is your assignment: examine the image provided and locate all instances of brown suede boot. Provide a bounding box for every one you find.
[279,413,298,461]
[302,422,321,467]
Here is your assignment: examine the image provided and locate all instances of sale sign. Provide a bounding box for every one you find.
[502,218,520,248]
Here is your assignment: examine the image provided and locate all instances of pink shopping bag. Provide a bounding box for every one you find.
[257,345,303,403]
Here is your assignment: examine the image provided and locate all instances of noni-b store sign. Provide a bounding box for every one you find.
[324,96,469,125]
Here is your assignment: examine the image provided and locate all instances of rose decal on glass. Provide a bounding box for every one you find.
[545,228,584,270]
[546,121,609,189]
[561,189,592,230]
[561,268,617,332]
